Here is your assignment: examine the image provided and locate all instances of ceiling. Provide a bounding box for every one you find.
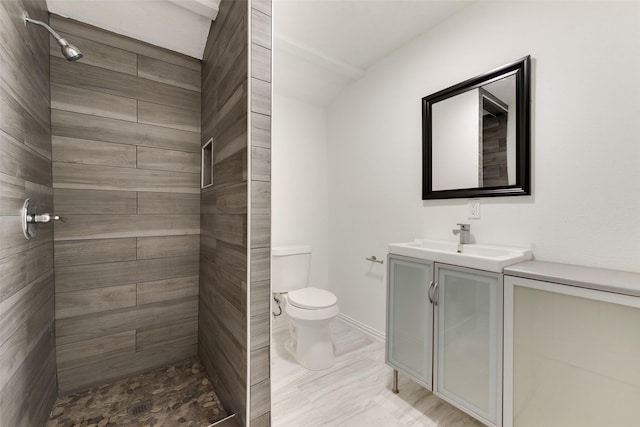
[276,0,471,71]
[274,0,472,105]
[46,0,221,59]
[45,0,472,103]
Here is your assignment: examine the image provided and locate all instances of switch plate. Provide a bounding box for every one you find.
[468,200,480,219]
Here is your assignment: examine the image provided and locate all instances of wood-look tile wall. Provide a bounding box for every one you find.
[199,0,250,424]
[199,1,272,423]
[249,0,272,425]
[49,16,202,394]
[0,1,57,426]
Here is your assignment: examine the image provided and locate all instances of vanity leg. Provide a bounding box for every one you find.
[392,369,399,394]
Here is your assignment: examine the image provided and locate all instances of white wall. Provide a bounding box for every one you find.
[272,93,330,292]
[327,1,640,334]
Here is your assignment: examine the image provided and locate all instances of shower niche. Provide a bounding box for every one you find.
[202,137,213,189]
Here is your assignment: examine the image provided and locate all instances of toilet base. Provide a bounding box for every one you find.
[285,318,336,371]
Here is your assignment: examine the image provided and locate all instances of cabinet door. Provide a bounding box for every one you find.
[434,265,502,426]
[504,276,640,427]
[386,255,434,389]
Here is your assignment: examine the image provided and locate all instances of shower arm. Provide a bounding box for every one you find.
[24,14,67,45]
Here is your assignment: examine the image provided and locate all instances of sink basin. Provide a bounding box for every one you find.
[388,239,532,272]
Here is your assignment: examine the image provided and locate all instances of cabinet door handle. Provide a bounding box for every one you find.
[428,281,435,304]
[433,281,439,306]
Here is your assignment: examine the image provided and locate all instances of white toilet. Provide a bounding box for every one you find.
[272,245,339,370]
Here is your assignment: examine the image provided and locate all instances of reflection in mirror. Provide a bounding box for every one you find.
[481,75,515,187]
[423,56,530,199]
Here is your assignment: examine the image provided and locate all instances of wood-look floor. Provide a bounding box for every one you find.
[271,320,483,427]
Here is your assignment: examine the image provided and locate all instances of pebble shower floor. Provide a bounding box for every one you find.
[46,357,227,427]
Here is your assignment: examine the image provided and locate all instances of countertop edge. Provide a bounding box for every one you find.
[504,260,640,297]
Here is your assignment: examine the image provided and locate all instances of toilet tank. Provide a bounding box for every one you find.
[272,245,312,293]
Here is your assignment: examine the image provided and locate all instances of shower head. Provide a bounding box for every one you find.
[59,40,83,61]
[24,13,83,61]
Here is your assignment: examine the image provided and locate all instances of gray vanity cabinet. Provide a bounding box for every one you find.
[434,265,502,427]
[386,255,434,390]
[386,255,503,427]
[504,265,640,427]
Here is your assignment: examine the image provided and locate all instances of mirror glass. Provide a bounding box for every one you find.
[423,56,530,199]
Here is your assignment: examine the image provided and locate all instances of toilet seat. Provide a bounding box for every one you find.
[288,287,337,309]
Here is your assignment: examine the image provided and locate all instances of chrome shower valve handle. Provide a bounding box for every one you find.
[26,212,63,223]
[21,198,64,240]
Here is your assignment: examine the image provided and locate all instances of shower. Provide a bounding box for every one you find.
[24,13,83,61]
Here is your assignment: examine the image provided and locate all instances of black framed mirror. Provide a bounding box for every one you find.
[422,56,531,199]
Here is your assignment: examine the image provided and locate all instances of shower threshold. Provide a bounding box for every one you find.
[208,414,241,426]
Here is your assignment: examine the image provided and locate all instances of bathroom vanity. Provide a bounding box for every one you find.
[386,240,640,427]
[386,255,503,426]
[386,239,531,427]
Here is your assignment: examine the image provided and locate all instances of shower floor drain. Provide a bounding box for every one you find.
[127,400,153,417]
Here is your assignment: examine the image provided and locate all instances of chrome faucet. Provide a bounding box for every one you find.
[452,223,471,244]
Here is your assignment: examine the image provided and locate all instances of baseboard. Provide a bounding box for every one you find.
[272,321,288,332]
[271,312,289,332]
[270,311,385,343]
[336,313,385,343]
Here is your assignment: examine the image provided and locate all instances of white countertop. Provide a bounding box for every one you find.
[504,260,640,297]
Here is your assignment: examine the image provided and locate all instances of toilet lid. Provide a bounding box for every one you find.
[288,288,337,309]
